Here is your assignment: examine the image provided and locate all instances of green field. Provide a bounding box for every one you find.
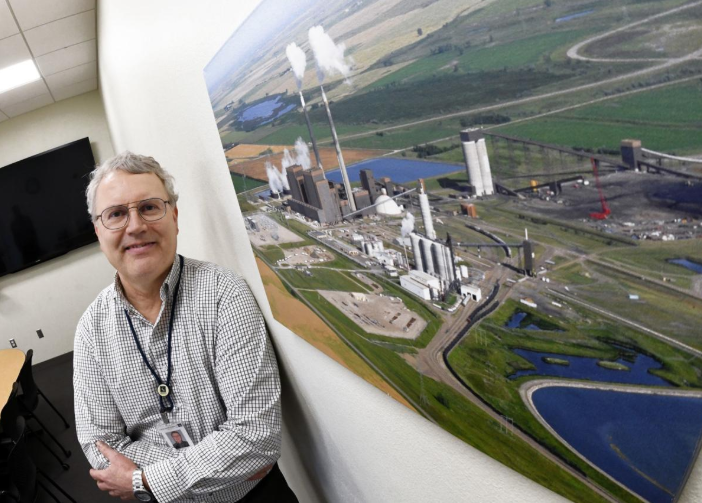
[231,172,267,193]
[254,122,376,146]
[371,30,591,89]
[278,268,366,292]
[550,261,702,350]
[599,239,702,289]
[297,289,612,503]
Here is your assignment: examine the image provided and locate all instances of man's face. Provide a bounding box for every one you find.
[94,171,178,287]
[171,432,182,443]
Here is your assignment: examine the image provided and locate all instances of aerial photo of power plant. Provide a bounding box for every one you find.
[204,0,702,501]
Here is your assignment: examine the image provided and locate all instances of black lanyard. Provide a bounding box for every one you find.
[124,254,184,414]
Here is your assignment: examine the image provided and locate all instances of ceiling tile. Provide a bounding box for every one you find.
[45,60,96,90]
[0,34,32,69]
[0,78,49,108]
[52,76,96,101]
[23,10,95,57]
[35,39,95,76]
[3,92,53,117]
[0,111,8,123]
[8,0,95,31]
[0,1,19,39]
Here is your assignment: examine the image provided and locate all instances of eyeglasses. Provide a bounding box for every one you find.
[96,198,171,230]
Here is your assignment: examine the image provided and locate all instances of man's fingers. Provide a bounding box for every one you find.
[89,468,102,481]
[247,464,273,481]
[96,440,114,459]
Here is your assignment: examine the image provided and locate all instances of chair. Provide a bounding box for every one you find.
[16,350,71,459]
[0,415,75,502]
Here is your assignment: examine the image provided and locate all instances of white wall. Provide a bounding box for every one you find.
[96,2,702,502]
[0,91,115,364]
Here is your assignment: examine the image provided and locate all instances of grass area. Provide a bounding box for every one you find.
[257,245,284,263]
[278,268,365,292]
[231,172,267,194]
[297,290,613,503]
[371,30,590,89]
[341,121,462,149]
[448,297,702,502]
[599,239,702,290]
[236,195,257,213]
[563,81,702,126]
[551,262,598,286]
[308,70,567,125]
[597,361,630,371]
[566,262,702,352]
[253,122,374,146]
[543,357,570,366]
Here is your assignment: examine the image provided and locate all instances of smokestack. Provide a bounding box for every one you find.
[298,92,324,172]
[418,179,436,240]
[476,138,494,195]
[460,129,485,196]
[320,84,355,211]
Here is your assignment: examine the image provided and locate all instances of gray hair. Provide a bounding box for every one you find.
[86,151,179,219]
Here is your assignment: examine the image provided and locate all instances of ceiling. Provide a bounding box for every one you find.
[0,0,97,123]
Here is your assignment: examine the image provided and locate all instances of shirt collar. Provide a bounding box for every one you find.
[111,255,183,306]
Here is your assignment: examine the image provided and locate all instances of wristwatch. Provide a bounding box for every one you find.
[133,469,155,502]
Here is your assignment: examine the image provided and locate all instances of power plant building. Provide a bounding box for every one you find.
[286,165,341,224]
[359,169,379,203]
[460,128,494,196]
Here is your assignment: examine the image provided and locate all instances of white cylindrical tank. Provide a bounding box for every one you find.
[432,243,446,281]
[476,138,494,195]
[419,192,436,240]
[410,233,423,272]
[421,238,435,275]
[462,140,484,196]
[443,246,455,282]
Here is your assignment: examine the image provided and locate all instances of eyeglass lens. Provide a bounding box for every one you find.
[101,198,167,229]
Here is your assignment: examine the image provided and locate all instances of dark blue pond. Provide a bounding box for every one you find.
[668,258,702,274]
[505,311,544,331]
[510,348,670,386]
[256,158,464,198]
[325,158,463,184]
[555,9,594,23]
[533,387,702,503]
[239,96,294,123]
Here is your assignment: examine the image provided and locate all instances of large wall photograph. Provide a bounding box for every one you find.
[204,1,702,501]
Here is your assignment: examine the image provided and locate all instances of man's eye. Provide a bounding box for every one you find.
[108,209,126,219]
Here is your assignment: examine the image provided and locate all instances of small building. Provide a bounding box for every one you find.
[461,203,477,218]
[400,275,431,300]
[460,284,481,302]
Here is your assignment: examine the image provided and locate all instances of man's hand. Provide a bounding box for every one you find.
[247,464,273,481]
[89,441,138,500]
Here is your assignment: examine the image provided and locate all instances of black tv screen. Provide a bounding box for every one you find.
[0,138,97,277]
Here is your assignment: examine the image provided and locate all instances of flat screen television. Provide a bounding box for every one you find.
[0,137,97,277]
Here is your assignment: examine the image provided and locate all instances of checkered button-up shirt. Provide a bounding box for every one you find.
[73,256,282,502]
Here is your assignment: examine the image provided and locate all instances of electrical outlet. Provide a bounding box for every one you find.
[9,339,17,348]
[36,329,44,339]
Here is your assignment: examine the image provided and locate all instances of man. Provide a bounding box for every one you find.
[73,152,297,502]
[169,431,189,450]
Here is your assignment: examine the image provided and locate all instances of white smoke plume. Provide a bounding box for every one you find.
[265,161,284,195]
[401,212,415,238]
[308,25,352,84]
[277,163,290,191]
[294,137,312,170]
[285,43,307,90]
[281,148,296,170]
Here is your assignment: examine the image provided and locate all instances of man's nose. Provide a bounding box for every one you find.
[125,206,148,233]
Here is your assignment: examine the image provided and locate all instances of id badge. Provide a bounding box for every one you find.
[156,422,195,450]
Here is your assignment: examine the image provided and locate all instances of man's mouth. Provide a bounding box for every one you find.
[125,242,155,251]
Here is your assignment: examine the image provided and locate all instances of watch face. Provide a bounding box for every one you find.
[135,490,153,502]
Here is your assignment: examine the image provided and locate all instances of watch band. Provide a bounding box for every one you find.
[133,469,154,502]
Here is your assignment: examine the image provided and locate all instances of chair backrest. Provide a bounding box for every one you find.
[1,417,36,503]
[16,350,38,412]
[0,384,21,441]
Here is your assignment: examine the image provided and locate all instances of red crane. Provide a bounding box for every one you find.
[589,158,611,220]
